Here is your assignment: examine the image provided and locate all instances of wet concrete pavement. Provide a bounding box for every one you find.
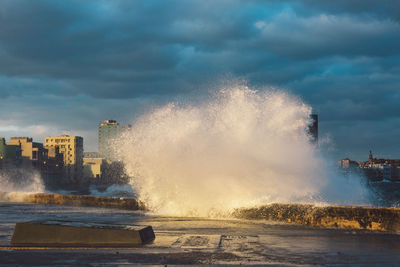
[0,202,399,265]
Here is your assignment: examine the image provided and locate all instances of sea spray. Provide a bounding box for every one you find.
[89,184,136,198]
[117,84,369,216]
[0,169,45,194]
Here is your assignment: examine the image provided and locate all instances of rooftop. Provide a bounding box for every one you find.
[100,120,118,126]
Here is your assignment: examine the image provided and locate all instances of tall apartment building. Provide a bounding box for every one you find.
[44,135,84,181]
[98,120,131,160]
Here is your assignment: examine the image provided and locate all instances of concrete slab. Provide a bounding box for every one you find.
[11,220,155,247]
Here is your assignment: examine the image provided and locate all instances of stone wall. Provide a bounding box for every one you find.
[0,192,145,211]
[2,192,399,232]
[233,203,400,232]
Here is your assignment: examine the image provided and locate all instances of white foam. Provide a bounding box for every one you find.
[116,84,369,217]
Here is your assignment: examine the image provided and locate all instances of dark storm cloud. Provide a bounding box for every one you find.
[291,0,400,21]
[253,13,400,59]
[0,0,399,158]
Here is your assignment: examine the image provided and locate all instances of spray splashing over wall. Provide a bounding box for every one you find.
[117,84,369,217]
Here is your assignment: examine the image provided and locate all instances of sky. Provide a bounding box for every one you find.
[0,0,399,161]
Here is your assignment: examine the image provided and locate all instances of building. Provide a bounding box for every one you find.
[83,152,104,180]
[98,120,131,160]
[337,158,359,168]
[83,157,105,180]
[0,138,21,169]
[308,114,318,144]
[83,152,128,185]
[1,137,67,189]
[357,151,400,181]
[44,135,84,182]
[83,152,102,158]
[6,137,46,168]
[42,146,64,183]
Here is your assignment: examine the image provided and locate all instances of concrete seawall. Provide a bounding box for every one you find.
[0,192,146,211]
[233,203,400,232]
[1,192,399,232]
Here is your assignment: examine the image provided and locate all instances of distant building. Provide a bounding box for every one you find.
[47,146,63,163]
[45,146,64,169]
[358,151,400,181]
[338,158,359,169]
[44,135,84,182]
[98,120,131,160]
[308,114,318,144]
[83,151,128,185]
[1,137,68,189]
[36,145,65,188]
[7,137,46,161]
[7,137,47,168]
[0,137,21,169]
[83,152,102,158]
[83,157,105,179]
[83,152,105,180]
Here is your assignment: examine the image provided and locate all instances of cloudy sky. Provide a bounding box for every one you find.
[0,0,399,160]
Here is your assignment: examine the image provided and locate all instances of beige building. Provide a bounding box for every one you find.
[82,152,128,185]
[7,137,46,168]
[45,135,84,181]
[83,157,105,179]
